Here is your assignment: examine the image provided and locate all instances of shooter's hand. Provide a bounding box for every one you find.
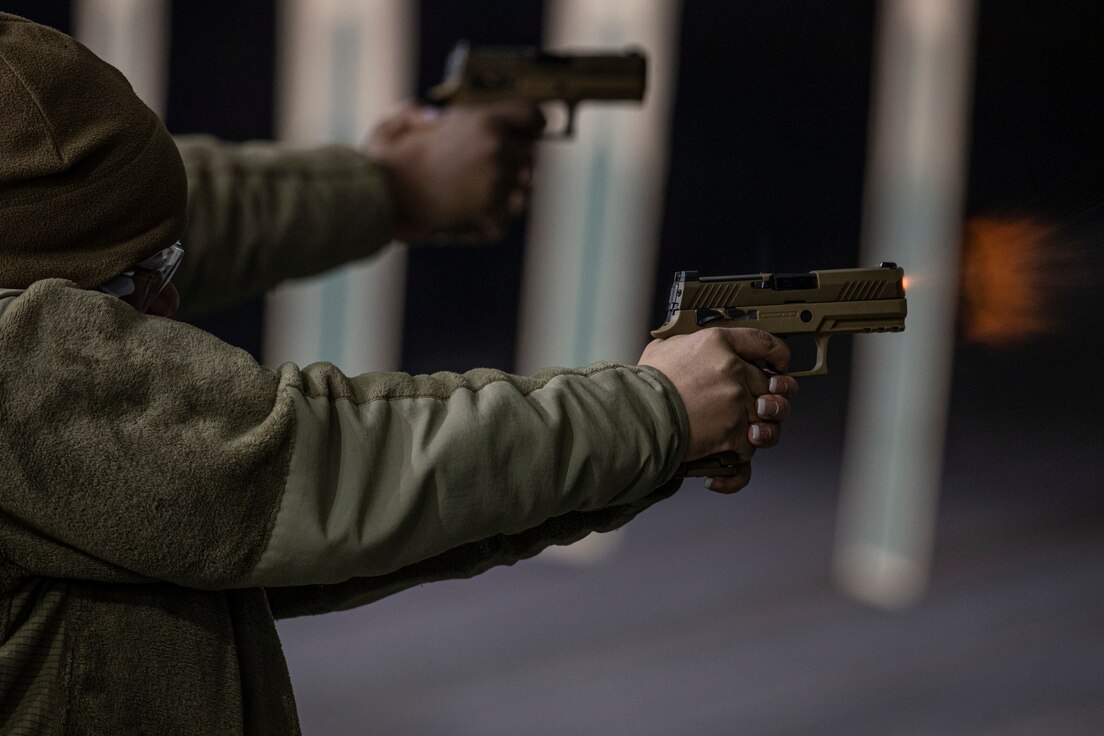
[364,101,544,243]
[638,328,798,494]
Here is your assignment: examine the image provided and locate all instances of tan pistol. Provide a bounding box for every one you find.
[428,41,647,137]
[652,263,907,477]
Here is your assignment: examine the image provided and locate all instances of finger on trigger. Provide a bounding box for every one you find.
[486,101,546,135]
[717,328,791,373]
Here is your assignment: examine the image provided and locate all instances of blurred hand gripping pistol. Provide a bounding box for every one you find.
[651,263,908,477]
[428,40,647,137]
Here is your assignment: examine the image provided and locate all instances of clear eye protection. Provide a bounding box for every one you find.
[98,242,184,314]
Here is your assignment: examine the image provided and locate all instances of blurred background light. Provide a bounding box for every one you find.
[264,0,415,374]
[834,0,977,609]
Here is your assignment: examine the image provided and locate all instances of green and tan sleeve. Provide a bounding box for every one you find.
[0,282,687,608]
[171,135,396,319]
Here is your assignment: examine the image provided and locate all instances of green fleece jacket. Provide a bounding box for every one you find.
[0,137,687,734]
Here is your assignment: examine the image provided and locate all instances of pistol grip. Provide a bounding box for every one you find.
[675,452,743,478]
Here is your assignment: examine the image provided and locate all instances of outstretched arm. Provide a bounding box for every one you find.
[172,102,542,319]
[172,135,395,319]
[0,281,685,599]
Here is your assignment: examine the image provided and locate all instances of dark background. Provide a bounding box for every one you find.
[6,1,1102,733]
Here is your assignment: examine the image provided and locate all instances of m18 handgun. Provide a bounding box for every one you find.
[652,263,907,477]
[427,41,647,137]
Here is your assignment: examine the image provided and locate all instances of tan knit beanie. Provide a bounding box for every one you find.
[0,12,187,289]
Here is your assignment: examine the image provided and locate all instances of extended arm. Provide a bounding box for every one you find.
[0,282,686,605]
[172,103,542,319]
[172,135,396,319]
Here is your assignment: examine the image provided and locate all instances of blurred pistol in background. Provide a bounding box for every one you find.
[651,263,908,477]
[427,41,647,137]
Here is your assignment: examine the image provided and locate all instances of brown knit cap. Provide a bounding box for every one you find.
[0,13,187,289]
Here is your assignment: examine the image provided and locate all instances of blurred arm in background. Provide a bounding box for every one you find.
[172,101,543,320]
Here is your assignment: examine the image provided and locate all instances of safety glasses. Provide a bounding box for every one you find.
[97,242,184,314]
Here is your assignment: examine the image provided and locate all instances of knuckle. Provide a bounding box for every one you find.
[720,387,747,413]
[719,355,746,378]
[700,329,725,348]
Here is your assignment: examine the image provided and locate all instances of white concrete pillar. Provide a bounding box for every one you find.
[265,0,416,372]
[834,0,977,608]
[527,0,682,564]
[517,0,682,372]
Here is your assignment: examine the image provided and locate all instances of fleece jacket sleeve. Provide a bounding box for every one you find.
[171,135,397,320]
[0,282,687,600]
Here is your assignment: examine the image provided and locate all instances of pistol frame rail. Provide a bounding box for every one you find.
[652,263,907,378]
[427,41,647,137]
